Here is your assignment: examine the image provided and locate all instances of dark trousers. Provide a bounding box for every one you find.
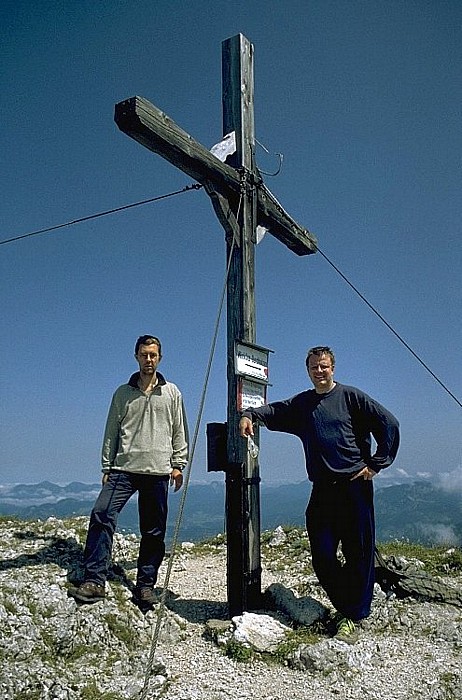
[83,471,169,588]
[306,477,375,621]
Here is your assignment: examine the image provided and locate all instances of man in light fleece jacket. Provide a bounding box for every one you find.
[70,335,188,608]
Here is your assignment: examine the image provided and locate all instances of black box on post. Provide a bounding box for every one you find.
[206,422,227,472]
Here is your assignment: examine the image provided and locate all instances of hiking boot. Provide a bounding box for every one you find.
[69,581,106,604]
[334,616,359,644]
[133,586,157,606]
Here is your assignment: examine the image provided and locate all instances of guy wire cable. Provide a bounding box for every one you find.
[0,183,203,247]
[139,192,244,700]
[315,244,462,410]
[3,178,459,409]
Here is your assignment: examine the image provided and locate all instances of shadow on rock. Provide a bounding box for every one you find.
[0,528,137,596]
[162,589,229,622]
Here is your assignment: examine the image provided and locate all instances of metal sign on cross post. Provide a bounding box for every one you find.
[114,33,317,616]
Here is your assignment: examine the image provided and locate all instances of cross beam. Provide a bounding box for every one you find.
[114,96,316,256]
[114,33,317,616]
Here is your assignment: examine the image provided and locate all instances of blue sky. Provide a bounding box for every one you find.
[1,0,461,488]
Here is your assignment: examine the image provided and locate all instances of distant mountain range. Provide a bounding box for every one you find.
[0,479,460,546]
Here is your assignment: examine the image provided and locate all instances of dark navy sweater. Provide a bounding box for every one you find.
[242,382,399,483]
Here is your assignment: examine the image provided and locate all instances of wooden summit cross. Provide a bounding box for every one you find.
[114,33,317,616]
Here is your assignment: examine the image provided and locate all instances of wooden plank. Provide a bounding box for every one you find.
[115,96,239,193]
[114,95,317,256]
[258,184,317,256]
[222,33,254,171]
[222,33,261,615]
[204,183,240,244]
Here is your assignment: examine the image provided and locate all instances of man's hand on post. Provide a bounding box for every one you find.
[239,416,254,437]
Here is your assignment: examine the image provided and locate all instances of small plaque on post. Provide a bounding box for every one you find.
[235,341,271,383]
[237,377,267,411]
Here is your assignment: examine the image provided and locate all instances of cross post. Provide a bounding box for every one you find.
[114,33,317,616]
[221,34,260,615]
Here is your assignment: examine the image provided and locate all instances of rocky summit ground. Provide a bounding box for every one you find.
[0,515,461,700]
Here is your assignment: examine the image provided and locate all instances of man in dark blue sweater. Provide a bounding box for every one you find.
[239,346,399,643]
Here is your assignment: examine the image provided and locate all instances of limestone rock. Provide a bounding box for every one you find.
[232,611,290,653]
[268,525,287,547]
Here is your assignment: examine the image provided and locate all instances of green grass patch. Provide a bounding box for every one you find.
[273,625,322,662]
[80,680,125,700]
[103,612,138,649]
[224,637,254,662]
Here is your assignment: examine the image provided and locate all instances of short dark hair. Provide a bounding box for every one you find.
[306,346,335,369]
[135,335,162,357]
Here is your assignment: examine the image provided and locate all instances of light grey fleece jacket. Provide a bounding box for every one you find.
[101,371,189,475]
